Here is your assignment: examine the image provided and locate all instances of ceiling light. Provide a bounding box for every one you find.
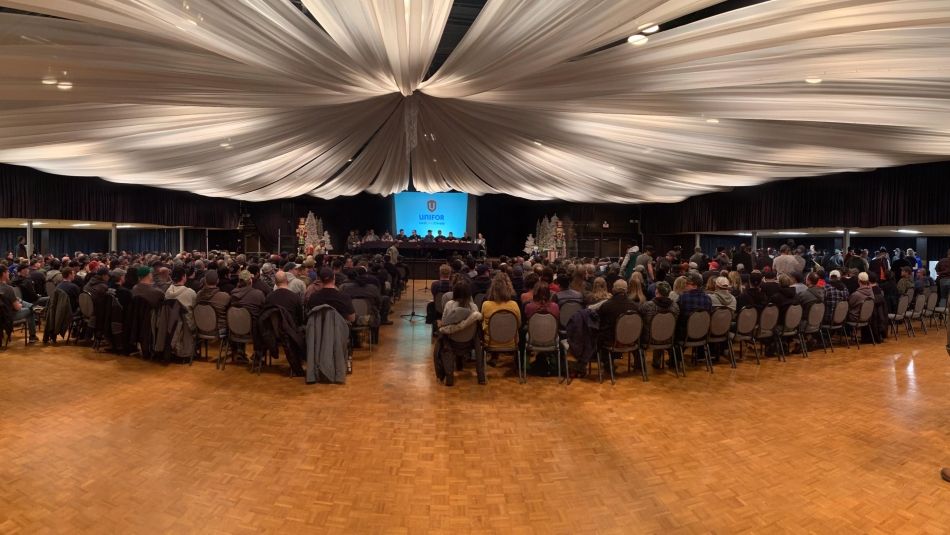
[429,133,436,141]
[737,232,752,236]
[71,223,92,227]
[347,158,353,162]
[778,231,806,235]
[116,224,135,229]
[627,34,648,46]
[641,25,660,34]
[706,118,719,124]
[41,75,57,85]
[805,77,823,84]
[637,22,657,31]
[533,140,542,146]
[56,81,73,90]
[893,229,921,234]
[432,159,437,162]
[832,230,859,234]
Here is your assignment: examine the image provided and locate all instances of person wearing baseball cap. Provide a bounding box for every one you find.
[847,271,873,323]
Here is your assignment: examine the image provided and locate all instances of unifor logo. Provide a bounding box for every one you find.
[427,199,437,212]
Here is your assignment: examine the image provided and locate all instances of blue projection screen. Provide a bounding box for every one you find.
[394,192,469,237]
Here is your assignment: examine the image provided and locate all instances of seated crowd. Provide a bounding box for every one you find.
[426,243,950,385]
[0,250,404,381]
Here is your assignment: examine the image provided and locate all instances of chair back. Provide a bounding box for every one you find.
[912,294,926,315]
[527,313,558,347]
[352,297,371,317]
[78,292,95,319]
[925,291,938,313]
[758,304,779,331]
[709,308,733,337]
[648,312,676,345]
[559,300,583,328]
[227,306,252,337]
[858,299,875,323]
[448,321,478,344]
[45,281,57,298]
[904,287,916,299]
[685,311,711,341]
[735,307,758,335]
[895,295,910,316]
[473,293,486,310]
[783,304,803,331]
[194,303,218,336]
[613,313,642,347]
[831,300,849,325]
[805,303,825,330]
[487,310,519,347]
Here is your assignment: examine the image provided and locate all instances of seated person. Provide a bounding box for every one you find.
[343,269,384,328]
[230,270,265,322]
[597,279,638,347]
[196,270,230,336]
[363,229,379,243]
[409,229,420,241]
[737,271,768,311]
[434,230,445,242]
[423,230,435,242]
[524,284,559,322]
[305,267,356,322]
[554,271,587,305]
[481,272,522,345]
[395,229,408,241]
[470,265,492,296]
[436,280,483,385]
[0,266,37,343]
[640,281,679,367]
[847,272,874,322]
[380,231,394,242]
[709,277,737,312]
[265,271,304,325]
[446,231,457,242]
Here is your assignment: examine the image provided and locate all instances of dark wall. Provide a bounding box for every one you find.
[640,161,950,234]
[0,163,239,228]
[247,193,393,253]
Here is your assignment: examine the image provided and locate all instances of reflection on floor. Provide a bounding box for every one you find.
[1,287,950,533]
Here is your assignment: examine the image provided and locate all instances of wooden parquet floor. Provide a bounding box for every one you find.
[2,287,950,534]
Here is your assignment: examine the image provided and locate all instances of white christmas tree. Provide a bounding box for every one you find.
[304,211,320,251]
[524,234,536,255]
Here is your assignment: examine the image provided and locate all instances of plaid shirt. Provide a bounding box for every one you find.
[677,289,712,330]
[823,282,850,323]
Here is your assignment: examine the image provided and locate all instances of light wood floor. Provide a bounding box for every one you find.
[2,287,950,534]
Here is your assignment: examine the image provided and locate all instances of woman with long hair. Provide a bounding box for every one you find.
[627,271,647,303]
[670,275,687,303]
[587,276,610,307]
[525,284,559,321]
[481,272,522,367]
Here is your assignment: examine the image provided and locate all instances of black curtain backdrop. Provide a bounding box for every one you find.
[247,194,393,253]
[117,229,180,253]
[3,160,950,257]
[639,161,950,234]
[44,229,110,257]
[0,163,239,228]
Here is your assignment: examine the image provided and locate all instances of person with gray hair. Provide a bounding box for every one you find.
[640,281,679,368]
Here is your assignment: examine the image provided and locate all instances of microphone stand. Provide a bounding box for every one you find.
[401,256,425,322]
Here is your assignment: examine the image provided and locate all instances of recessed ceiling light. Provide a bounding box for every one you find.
[778,231,806,235]
[637,22,657,31]
[432,159,437,162]
[627,34,648,46]
[706,118,719,124]
[71,223,92,227]
[831,230,859,234]
[737,232,752,236]
[347,158,353,162]
[805,77,823,84]
[41,75,57,85]
[56,81,73,90]
[893,229,921,234]
[116,224,135,229]
[533,140,542,146]
[641,25,660,34]
[219,142,231,149]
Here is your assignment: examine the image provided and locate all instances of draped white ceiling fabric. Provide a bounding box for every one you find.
[0,0,949,202]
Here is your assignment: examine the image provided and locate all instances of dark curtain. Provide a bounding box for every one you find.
[117,229,180,253]
[0,228,27,257]
[184,228,207,252]
[43,229,109,257]
[248,193,393,253]
[0,163,239,228]
[640,161,950,234]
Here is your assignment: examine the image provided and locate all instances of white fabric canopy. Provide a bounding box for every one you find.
[0,0,948,201]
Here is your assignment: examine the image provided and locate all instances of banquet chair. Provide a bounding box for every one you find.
[801,303,826,356]
[524,313,562,383]
[482,310,521,383]
[223,307,252,370]
[677,310,711,373]
[888,295,911,339]
[821,301,850,351]
[846,300,877,348]
[644,312,678,376]
[729,307,760,364]
[607,312,644,383]
[776,304,804,361]
[907,294,928,336]
[194,303,224,362]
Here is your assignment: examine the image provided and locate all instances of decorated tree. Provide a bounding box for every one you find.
[304,211,320,252]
